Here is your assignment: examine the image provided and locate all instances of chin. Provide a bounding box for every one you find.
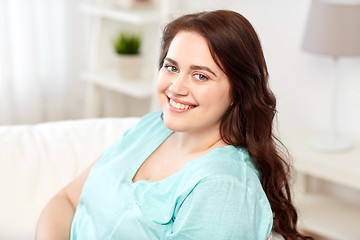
[162,112,186,132]
[162,112,177,130]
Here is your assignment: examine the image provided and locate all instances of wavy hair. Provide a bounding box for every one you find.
[159,10,312,240]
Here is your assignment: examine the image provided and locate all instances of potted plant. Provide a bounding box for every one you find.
[113,32,142,79]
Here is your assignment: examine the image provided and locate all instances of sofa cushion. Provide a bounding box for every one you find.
[0,117,139,239]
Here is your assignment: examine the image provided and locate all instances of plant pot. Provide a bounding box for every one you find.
[114,54,142,79]
[111,0,154,9]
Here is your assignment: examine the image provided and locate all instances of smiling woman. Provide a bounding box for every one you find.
[36,10,312,240]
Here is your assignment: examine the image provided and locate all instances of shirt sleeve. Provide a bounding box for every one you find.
[166,178,273,240]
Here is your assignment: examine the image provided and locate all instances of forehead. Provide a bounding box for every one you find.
[169,31,208,48]
[166,31,217,67]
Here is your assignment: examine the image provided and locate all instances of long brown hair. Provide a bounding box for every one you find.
[159,10,312,240]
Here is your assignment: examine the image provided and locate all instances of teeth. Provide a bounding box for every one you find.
[169,99,193,110]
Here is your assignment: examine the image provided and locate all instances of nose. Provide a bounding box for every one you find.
[169,73,189,96]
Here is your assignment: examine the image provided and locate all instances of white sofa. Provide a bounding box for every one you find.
[0,117,139,239]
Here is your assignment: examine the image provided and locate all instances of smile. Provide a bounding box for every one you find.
[167,97,197,112]
[169,99,196,109]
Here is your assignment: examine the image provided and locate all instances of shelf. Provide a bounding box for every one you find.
[284,132,360,191]
[296,193,360,240]
[80,71,154,98]
[79,3,161,24]
[284,132,360,239]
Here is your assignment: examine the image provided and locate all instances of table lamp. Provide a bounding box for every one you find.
[301,0,360,152]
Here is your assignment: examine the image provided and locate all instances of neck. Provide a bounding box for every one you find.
[171,127,226,155]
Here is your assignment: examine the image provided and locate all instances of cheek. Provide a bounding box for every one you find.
[156,70,172,102]
[207,85,232,110]
[204,86,230,103]
[156,71,168,93]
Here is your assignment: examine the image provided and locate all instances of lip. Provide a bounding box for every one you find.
[167,96,197,113]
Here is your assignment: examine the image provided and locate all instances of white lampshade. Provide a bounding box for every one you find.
[302,0,360,57]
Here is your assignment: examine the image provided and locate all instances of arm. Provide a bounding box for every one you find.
[35,159,97,240]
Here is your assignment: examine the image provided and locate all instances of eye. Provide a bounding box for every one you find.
[194,73,208,81]
[164,65,178,73]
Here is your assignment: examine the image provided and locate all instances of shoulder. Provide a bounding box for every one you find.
[119,111,170,142]
[100,111,170,159]
[173,145,271,210]
[125,111,164,135]
[135,110,163,127]
[180,146,263,192]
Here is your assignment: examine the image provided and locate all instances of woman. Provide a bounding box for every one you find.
[36,10,312,240]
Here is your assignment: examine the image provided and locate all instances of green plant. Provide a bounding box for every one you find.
[113,33,141,55]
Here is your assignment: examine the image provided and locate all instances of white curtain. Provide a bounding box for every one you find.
[0,0,89,125]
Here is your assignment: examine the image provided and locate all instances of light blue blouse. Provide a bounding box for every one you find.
[70,111,273,240]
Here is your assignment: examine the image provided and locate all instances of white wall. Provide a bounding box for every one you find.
[176,0,360,138]
[105,0,360,139]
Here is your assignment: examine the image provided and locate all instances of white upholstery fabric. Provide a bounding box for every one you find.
[0,117,139,239]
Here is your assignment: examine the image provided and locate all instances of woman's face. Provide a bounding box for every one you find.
[157,31,232,135]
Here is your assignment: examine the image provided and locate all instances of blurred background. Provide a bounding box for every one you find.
[1,0,359,136]
[0,0,359,239]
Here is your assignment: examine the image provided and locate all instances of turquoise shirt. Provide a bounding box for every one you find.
[70,111,273,239]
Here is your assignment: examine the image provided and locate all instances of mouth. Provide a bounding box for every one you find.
[167,97,197,111]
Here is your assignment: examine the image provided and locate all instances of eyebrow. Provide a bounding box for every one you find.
[164,57,217,77]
